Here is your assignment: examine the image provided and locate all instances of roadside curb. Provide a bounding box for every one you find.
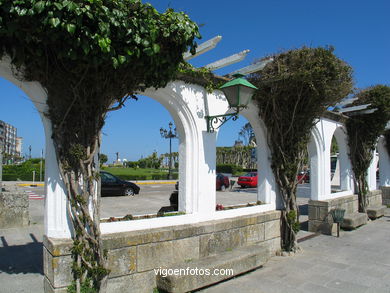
[134,181,177,185]
[18,183,44,187]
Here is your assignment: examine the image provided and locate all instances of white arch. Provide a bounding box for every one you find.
[332,126,354,192]
[240,104,277,209]
[308,121,326,200]
[144,82,215,215]
[378,136,390,187]
[309,117,356,200]
[0,56,71,238]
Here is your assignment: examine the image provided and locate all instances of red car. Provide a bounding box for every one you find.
[297,170,310,183]
[216,173,230,191]
[175,173,230,192]
[238,172,258,188]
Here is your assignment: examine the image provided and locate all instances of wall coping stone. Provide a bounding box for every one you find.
[44,210,281,255]
[309,193,356,207]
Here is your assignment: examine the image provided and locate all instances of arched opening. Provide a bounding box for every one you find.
[331,126,353,195]
[378,136,390,187]
[330,136,340,191]
[214,116,258,210]
[99,95,181,219]
[240,105,277,209]
[308,125,324,201]
[0,59,49,292]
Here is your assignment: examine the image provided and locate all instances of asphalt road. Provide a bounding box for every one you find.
[15,181,312,220]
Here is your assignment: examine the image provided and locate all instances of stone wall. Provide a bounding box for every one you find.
[308,190,382,234]
[368,190,383,206]
[380,186,390,205]
[0,190,29,228]
[43,210,281,293]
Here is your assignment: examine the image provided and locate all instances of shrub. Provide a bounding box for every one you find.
[216,164,243,175]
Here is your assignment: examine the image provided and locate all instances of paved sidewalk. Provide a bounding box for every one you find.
[1,210,389,293]
[0,224,44,293]
[201,209,390,293]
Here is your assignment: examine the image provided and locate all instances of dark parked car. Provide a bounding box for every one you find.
[100,171,140,196]
[216,173,230,191]
[237,172,258,188]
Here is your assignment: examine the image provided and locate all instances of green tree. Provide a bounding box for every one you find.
[249,47,353,251]
[346,85,390,213]
[99,153,108,166]
[331,136,339,155]
[238,122,255,146]
[0,1,199,292]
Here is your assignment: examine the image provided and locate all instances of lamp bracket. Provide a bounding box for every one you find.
[205,112,239,133]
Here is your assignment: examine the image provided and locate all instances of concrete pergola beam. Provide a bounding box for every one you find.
[204,50,250,71]
[337,104,371,113]
[228,58,273,76]
[183,36,222,61]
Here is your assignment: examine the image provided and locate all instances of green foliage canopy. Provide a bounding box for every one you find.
[249,47,353,251]
[0,0,200,164]
[346,85,390,212]
[0,1,200,291]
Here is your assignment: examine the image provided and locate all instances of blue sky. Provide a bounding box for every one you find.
[1,0,389,162]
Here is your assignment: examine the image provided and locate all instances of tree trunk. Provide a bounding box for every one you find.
[55,135,109,293]
[357,175,369,213]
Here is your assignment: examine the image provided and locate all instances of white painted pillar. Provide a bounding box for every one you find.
[309,122,326,200]
[367,149,378,191]
[197,131,217,215]
[241,104,277,208]
[378,137,390,187]
[0,57,72,238]
[43,119,72,238]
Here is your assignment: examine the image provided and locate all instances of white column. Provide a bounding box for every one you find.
[367,149,378,191]
[43,118,72,238]
[241,105,276,208]
[309,122,326,200]
[0,57,73,239]
[378,137,390,187]
[197,131,217,215]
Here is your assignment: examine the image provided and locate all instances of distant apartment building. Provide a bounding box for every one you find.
[0,120,22,160]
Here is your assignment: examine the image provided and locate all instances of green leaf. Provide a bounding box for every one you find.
[49,18,61,28]
[98,22,109,34]
[98,37,111,53]
[118,55,126,64]
[34,1,45,13]
[152,44,160,54]
[65,1,78,12]
[134,35,141,44]
[53,2,63,10]
[66,23,76,34]
[112,57,119,69]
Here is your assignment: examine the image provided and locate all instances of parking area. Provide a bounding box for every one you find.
[100,182,259,218]
[7,180,312,221]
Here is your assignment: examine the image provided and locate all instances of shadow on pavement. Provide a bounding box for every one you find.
[0,233,43,275]
[299,203,308,216]
[299,221,309,231]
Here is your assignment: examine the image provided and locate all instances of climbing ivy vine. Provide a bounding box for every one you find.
[249,47,353,251]
[346,85,390,213]
[0,0,199,292]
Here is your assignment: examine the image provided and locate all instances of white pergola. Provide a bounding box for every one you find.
[1,37,388,238]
